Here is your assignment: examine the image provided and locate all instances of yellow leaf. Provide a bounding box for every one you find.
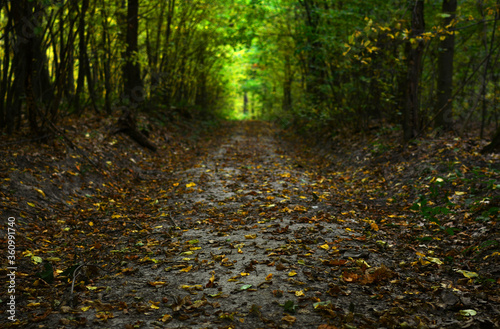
[27,302,41,307]
[428,257,443,265]
[34,188,46,198]
[240,272,250,276]
[160,314,172,322]
[370,222,379,231]
[89,221,94,227]
[27,202,36,207]
[319,244,330,250]
[180,265,192,273]
[173,183,179,187]
[455,191,466,195]
[81,306,92,312]
[181,284,203,290]
[288,271,297,277]
[456,269,478,278]
[244,234,257,239]
[265,273,273,281]
[295,290,305,297]
[149,281,167,287]
[186,182,196,188]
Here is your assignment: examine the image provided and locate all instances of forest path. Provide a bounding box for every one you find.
[109,121,359,327]
[88,121,396,328]
[12,121,498,328]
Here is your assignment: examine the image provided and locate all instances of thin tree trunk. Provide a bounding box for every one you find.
[403,0,425,142]
[123,0,143,106]
[0,3,12,131]
[282,55,293,113]
[434,0,457,131]
[75,0,89,113]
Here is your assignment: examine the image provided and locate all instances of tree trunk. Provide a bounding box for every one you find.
[299,0,326,106]
[403,0,425,142]
[11,0,53,135]
[282,55,293,113]
[0,3,12,131]
[435,0,457,131]
[101,0,112,114]
[123,0,143,106]
[481,127,500,153]
[240,91,246,115]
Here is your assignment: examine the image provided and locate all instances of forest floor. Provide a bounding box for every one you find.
[1,117,499,329]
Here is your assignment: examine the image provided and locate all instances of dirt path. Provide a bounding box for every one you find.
[75,121,397,329]
[101,121,364,328]
[8,121,498,328]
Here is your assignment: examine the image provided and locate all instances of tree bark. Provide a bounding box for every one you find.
[435,0,457,131]
[298,0,326,106]
[282,55,293,113]
[123,0,143,106]
[403,0,425,142]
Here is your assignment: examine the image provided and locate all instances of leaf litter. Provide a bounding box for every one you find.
[0,119,498,328]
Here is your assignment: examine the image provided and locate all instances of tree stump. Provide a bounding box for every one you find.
[113,109,157,152]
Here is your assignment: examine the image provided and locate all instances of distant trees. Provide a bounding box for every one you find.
[0,0,499,146]
[0,0,234,135]
[252,0,499,145]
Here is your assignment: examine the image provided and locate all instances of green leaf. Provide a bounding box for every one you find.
[459,309,477,317]
[313,300,332,309]
[240,284,252,290]
[36,261,54,284]
[282,300,296,314]
[437,13,452,18]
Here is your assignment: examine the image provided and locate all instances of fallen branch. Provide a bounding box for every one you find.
[112,109,157,152]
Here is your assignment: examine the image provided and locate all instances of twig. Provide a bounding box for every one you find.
[70,263,107,304]
[168,214,178,227]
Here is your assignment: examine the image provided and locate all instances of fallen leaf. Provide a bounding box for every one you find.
[180,265,193,273]
[295,290,305,296]
[459,309,477,316]
[159,314,172,322]
[282,314,296,324]
[319,244,330,250]
[34,188,46,198]
[456,270,478,278]
[282,300,296,313]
